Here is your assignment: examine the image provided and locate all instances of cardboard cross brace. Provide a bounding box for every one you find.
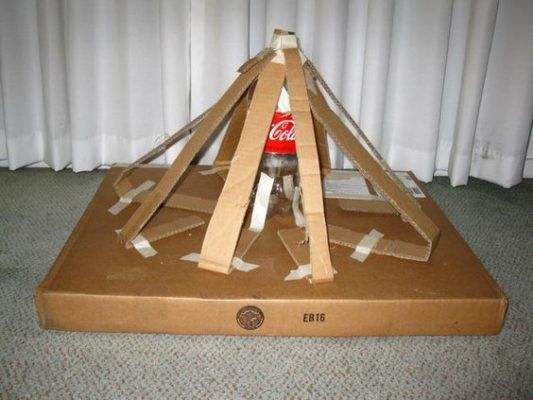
[112,30,440,283]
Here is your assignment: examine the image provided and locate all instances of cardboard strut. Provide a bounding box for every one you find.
[284,48,334,282]
[111,30,440,282]
[198,61,286,274]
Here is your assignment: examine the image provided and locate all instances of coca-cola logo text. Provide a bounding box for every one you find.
[269,120,295,141]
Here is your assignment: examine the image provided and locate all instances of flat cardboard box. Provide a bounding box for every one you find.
[35,166,507,336]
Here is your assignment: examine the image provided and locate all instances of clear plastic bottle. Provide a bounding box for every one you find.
[257,87,299,217]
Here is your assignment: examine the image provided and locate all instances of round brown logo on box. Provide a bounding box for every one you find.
[236,306,264,330]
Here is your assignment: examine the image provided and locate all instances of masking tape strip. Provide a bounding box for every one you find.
[283,174,295,200]
[284,264,311,281]
[292,187,306,228]
[270,35,298,51]
[271,50,286,65]
[284,264,337,283]
[180,252,201,262]
[198,165,231,176]
[351,229,384,262]
[131,234,157,258]
[249,172,274,232]
[108,180,155,215]
[231,257,260,272]
[180,253,259,272]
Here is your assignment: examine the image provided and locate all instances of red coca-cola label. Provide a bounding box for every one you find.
[264,111,296,154]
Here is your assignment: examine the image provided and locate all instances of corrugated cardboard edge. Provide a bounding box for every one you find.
[338,198,397,214]
[36,293,506,336]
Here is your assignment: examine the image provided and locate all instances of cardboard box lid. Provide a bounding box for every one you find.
[38,166,505,303]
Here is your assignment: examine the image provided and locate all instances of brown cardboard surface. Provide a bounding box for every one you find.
[35,166,507,336]
[199,61,286,274]
[285,48,334,282]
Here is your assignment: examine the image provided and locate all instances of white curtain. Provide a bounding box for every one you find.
[1,0,532,187]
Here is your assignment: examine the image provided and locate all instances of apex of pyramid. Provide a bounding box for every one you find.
[270,29,299,51]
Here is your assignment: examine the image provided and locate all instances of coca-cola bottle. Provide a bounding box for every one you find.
[258,87,299,217]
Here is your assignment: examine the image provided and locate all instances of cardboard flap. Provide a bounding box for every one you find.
[277,227,310,266]
[134,192,216,214]
[338,199,397,215]
[198,61,286,275]
[141,216,205,244]
[306,81,440,261]
[285,48,334,283]
[327,224,429,260]
[117,52,275,246]
[279,224,429,262]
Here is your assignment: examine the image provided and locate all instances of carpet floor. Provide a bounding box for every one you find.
[0,168,531,399]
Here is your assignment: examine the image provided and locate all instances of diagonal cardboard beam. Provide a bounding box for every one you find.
[307,84,440,261]
[303,62,419,207]
[284,48,334,283]
[118,53,274,246]
[312,114,331,175]
[213,86,251,166]
[198,61,286,274]
[112,109,210,197]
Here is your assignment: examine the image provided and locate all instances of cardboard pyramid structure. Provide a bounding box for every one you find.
[112,29,441,283]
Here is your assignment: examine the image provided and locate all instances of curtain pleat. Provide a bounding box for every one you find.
[0,0,532,187]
